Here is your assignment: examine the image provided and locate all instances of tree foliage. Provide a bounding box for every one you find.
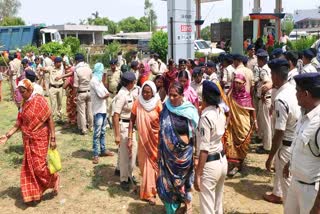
[0,0,21,19]
[87,17,118,34]
[282,14,294,35]
[144,0,157,32]
[201,26,211,41]
[40,42,72,57]
[63,37,81,55]
[218,18,232,23]
[0,16,25,26]
[118,16,149,32]
[149,31,168,62]
[21,45,39,56]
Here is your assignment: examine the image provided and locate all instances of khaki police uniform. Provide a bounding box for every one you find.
[74,62,93,133]
[113,86,137,182]
[43,57,54,96]
[47,66,64,120]
[302,63,317,73]
[284,104,320,214]
[9,58,21,98]
[191,79,204,104]
[247,55,258,72]
[271,82,300,202]
[105,68,121,115]
[287,68,299,86]
[257,64,272,151]
[196,106,228,214]
[222,65,235,93]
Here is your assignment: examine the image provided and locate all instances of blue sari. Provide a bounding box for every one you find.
[157,101,199,214]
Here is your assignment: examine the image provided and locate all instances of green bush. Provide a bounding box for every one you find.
[63,37,81,56]
[289,37,317,51]
[149,31,168,62]
[99,41,122,67]
[21,45,39,56]
[40,42,72,57]
[89,54,103,67]
[195,52,206,59]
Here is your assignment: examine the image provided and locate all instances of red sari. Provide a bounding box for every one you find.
[18,94,58,202]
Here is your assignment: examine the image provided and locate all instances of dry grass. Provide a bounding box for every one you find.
[0,80,282,214]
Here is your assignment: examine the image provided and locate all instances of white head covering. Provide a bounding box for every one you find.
[138,80,160,112]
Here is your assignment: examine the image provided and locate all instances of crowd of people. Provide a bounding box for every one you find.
[0,43,320,214]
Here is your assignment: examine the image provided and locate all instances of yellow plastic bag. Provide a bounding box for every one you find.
[48,148,62,174]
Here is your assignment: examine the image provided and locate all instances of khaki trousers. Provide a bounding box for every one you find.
[257,98,272,150]
[119,121,137,182]
[9,75,17,99]
[199,155,228,214]
[49,87,63,120]
[76,92,93,133]
[284,178,319,214]
[44,73,50,95]
[272,146,292,202]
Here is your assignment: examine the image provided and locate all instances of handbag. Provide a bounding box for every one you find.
[48,148,62,174]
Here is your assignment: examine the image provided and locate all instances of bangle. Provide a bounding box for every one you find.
[51,137,56,142]
[5,133,11,139]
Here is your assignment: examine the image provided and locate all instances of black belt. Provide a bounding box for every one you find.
[78,90,90,93]
[297,180,316,186]
[224,86,230,89]
[50,84,63,88]
[120,119,130,123]
[283,140,292,147]
[206,151,225,162]
[258,96,271,100]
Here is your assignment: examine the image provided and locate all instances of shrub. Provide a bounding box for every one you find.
[40,42,71,57]
[149,31,168,62]
[21,45,39,56]
[63,37,81,56]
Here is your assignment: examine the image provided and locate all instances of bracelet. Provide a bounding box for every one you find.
[51,137,56,142]
[5,133,11,139]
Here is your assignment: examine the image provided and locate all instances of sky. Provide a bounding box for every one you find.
[18,0,320,27]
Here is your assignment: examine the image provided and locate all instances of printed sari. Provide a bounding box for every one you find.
[223,74,255,165]
[64,67,76,125]
[132,99,162,200]
[18,94,58,202]
[157,100,199,214]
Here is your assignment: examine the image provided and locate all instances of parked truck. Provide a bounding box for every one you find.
[210,20,274,43]
[0,25,62,51]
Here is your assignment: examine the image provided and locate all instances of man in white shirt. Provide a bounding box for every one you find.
[302,49,317,73]
[90,63,114,164]
[25,70,44,96]
[284,72,320,214]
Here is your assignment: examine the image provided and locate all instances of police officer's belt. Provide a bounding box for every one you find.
[206,151,225,162]
[297,180,316,186]
[50,84,63,88]
[78,90,90,93]
[282,140,292,147]
[120,119,130,123]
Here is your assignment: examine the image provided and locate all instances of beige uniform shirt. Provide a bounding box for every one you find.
[47,66,64,86]
[290,104,320,184]
[257,64,272,98]
[303,63,317,73]
[191,79,204,102]
[9,58,21,76]
[74,62,92,91]
[196,106,226,155]
[105,69,121,94]
[113,86,134,120]
[247,55,257,72]
[222,65,235,88]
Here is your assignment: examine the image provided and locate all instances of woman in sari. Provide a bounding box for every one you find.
[163,59,178,93]
[223,73,258,176]
[157,82,199,214]
[154,74,167,102]
[178,70,199,109]
[138,62,151,87]
[128,80,162,205]
[0,79,59,205]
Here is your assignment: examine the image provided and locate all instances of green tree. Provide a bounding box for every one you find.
[21,45,39,56]
[0,16,25,26]
[63,37,81,56]
[144,0,158,32]
[118,16,149,32]
[40,42,71,57]
[201,26,211,41]
[282,14,294,35]
[149,31,168,62]
[218,17,232,23]
[87,16,118,34]
[0,0,21,20]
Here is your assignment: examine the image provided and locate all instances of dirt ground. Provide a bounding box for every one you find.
[0,81,283,214]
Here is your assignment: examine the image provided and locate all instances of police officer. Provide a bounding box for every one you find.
[8,53,21,100]
[302,49,317,73]
[73,53,93,135]
[191,67,204,107]
[263,59,301,204]
[194,80,227,214]
[221,54,235,93]
[246,44,257,72]
[42,57,64,121]
[284,72,320,214]
[103,59,121,122]
[205,61,219,83]
[284,51,299,85]
[255,49,273,153]
[43,53,54,96]
[112,72,138,191]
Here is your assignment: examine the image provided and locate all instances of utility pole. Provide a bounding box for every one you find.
[231,0,243,54]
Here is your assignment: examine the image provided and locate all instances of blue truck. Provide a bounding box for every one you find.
[0,25,62,51]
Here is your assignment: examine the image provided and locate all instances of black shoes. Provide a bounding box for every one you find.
[120,181,130,191]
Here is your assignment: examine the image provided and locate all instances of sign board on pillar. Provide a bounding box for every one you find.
[167,0,196,62]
